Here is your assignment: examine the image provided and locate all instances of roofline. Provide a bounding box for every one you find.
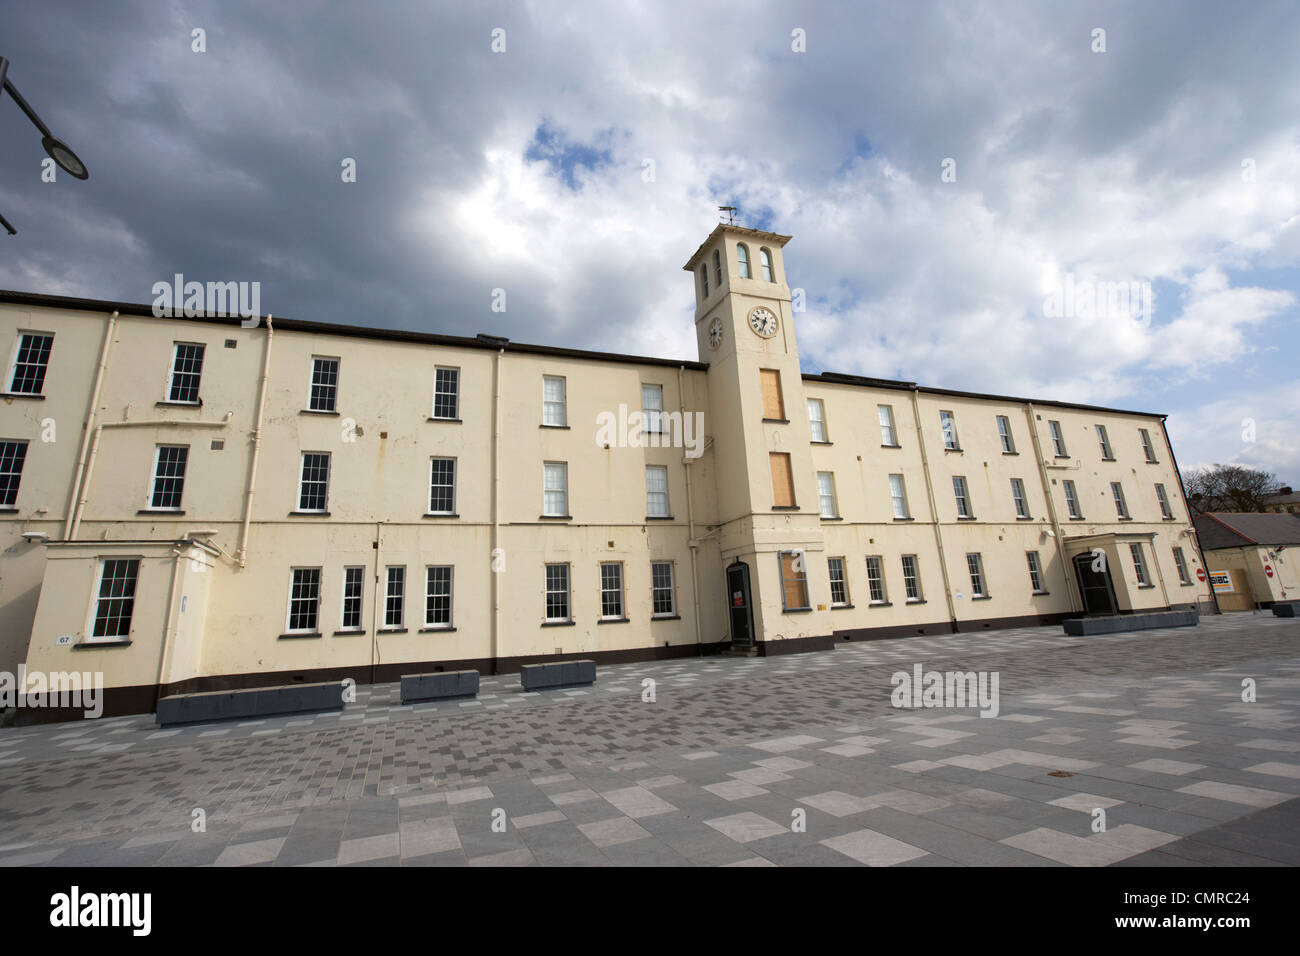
[0,290,710,372]
[682,224,793,271]
[1199,512,1258,545]
[802,371,1167,420]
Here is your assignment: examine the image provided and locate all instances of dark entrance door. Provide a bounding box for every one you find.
[726,560,754,648]
[1073,551,1118,614]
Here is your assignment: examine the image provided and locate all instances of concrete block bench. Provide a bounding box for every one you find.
[1063,609,1199,637]
[400,669,480,703]
[520,659,596,691]
[1272,602,1299,617]
[156,680,346,726]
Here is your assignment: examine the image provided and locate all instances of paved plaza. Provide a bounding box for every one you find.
[1,614,1298,867]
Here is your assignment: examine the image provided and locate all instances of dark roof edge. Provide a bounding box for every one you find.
[0,290,710,372]
[801,371,1166,420]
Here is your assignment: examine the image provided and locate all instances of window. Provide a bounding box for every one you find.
[8,332,53,394]
[1129,543,1150,586]
[967,553,988,597]
[1096,424,1113,459]
[309,357,339,412]
[770,453,795,508]
[865,556,888,604]
[1026,551,1046,593]
[542,375,567,426]
[287,568,321,633]
[759,247,774,282]
[901,555,923,602]
[1063,479,1082,519]
[701,264,709,298]
[817,472,838,518]
[425,566,453,628]
[298,452,331,512]
[953,476,973,518]
[1139,428,1158,463]
[1155,483,1173,519]
[91,558,139,640]
[736,243,751,279]
[940,410,959,450]
[1172,547,1191,586]
[545,563,571,621]
[1010,478,1030,518]
[428,457,456,514]
[713,249,723,287]
[878,405,898,446]
[889,474,910,518]
[1111,481,1129,519]
[646,465,670,517]
[996,415,1016,453]
[651,561,676,616]
[760,368,785,419]
[543,462,568,516]
[779,551,809,610]
[341,566,364,630]
[1049,420,1068,457]
[642,383,664,433]
[168,343,205,403]
[0,440,29,507]
[149,445,188,510]
[384,566,405,628]
[600,562,624,619]
[808,398,829,442]
[828,557,850,607]
[432,367,459,419]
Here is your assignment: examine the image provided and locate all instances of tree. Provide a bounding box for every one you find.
[1181,464,1284,514]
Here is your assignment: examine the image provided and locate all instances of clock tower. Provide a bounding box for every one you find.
[684,224,835,653]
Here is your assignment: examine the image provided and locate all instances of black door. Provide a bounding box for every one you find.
[1073,552,1118,614]
[726,560,754,648]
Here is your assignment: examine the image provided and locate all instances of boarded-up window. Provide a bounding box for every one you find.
[770,452,795,507]
[780,551,809,610]
[760,369,785,420]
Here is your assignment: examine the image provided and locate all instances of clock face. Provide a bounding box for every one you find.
[708,317,724,350]
[748,307,778,338]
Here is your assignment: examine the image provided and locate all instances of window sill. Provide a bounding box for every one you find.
[868,601,893,608]
[0,391,44,400]
[540,424,570,430]
[1002,451,1019,456]
[651,614,681,621]
[156,400,202,408]
[427,417,462,424]
[72,639,132,649]
[782,607,812,614]
[880,443,902,449]
[831,604,855,610]
[1054,455,1070,460]
[820,516,843,521]
[419,626,456,633]
[893,516,915,522]
[810,440,833,446]
[1032,590,1050,596]
[137,509,185,515]
[762,418,790,424]
[423,513,460,519]
[1101,456,1117,462]
[943,447,963,453]
[1068,516,1086,521]
[1117,516,1134,522]
[1161,517,1176,521]
[957,515,977,521]
[597,617,630,625]
[378,627,408,634]
[905,599,927,605]
[1137,584,1156,590]
[289,511,331,517]
[1016,516,1034,521]
[0,507,17,514]
[772,505,800,511]
[538,514,572,520]
[300,408,339,416]
[1179,582,1195,588]
[645,515,674,521]
[332,629,366,636]
[541,620,575,627]
[278,631,322,640]
[971,595,993,601]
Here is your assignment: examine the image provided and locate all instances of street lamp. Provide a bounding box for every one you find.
[0,55,90,235]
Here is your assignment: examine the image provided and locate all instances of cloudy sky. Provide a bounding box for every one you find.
[2,1,1297,481]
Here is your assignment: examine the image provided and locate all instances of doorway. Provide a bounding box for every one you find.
[726,560,754,648]
[1072,551,1118,615]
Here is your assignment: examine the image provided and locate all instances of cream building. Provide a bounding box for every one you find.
[0,224,1215,722]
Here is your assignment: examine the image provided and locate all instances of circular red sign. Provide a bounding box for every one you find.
[1265,565,1274,578]
[1196,568,1206,582]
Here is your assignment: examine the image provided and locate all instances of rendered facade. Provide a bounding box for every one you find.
[0,224,1216,721]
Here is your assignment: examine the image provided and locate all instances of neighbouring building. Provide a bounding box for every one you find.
[0,224,1216,722]
[1260,488,1300,515]
[1193,512,1300,611]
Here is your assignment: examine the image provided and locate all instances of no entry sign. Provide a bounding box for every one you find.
[1196,567,1206,582]
[1265,565,1274,578]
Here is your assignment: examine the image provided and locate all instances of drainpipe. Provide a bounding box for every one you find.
[1024,403,1079,613]
[1160,418,1220,615]
[908,388,958,631]
[236,315,273,567]
[70,412,233,540]
[491,347,503,673]
[679,365,704,652]
[64,311,117,540]
[370,520,382,685]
